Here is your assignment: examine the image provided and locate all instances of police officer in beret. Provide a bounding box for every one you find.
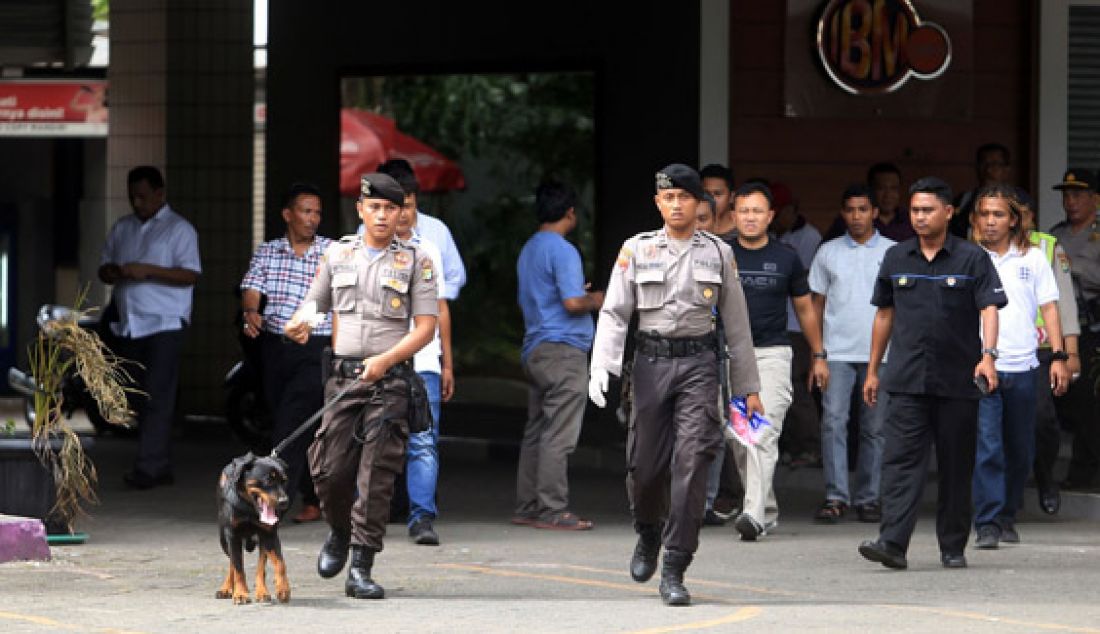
[284,173,438,599]
[589,163,763,606]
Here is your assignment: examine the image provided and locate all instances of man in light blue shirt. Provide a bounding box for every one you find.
[808,184,894,523]
[514,181,603,530]
[99,166,201,489]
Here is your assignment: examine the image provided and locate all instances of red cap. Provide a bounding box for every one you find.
[770,182,795,209]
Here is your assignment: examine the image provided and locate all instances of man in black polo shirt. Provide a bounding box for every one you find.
[859,177,1005,570]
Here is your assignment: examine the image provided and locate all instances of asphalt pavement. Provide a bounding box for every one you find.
[2,427,1099,633]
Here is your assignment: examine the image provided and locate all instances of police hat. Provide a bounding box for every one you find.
[359,173,405,206]
[655,163,705,200]
[1052,168,1099,192]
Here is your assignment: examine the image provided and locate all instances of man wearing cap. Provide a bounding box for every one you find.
[859,177,1005,571]
[285,173,438,600]
[1050,168,1100,491]
[589,163,762,606]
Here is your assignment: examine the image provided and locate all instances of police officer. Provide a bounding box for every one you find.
[1049,168,1100,491]
[284,173,438,600]
[589,163,763,606]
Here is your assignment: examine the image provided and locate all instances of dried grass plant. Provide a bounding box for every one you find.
[29,293,139,531]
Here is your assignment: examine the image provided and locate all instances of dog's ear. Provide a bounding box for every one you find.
[225,452,256,489]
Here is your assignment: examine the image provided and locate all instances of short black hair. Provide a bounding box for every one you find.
[283,182,322,209]
[976,142,1010,165]
[733,181,773,209]
[866,162,901,185]
[699,164,734,188]
[378,158,419,195]
[127,165,164,189]
[841,183,877,208]
[534,181,577,224]
[909,176,953,205]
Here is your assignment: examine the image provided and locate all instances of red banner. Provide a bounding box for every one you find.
[0,80,108,137]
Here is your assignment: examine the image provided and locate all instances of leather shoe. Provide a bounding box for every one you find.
[292,504,322,523]
[858,539,907,569]
[941,552,968,568]
[1038,486,1060,515]
[317,530,351,578]
[1000,523,1020,544]
[123,470,174,490]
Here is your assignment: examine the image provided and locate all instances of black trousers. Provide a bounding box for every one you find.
[115,328,185,478]
[627,349,723,554]
[781,331,821,457]
[1063,329,1100,485]
[261,333,329,508]
[1033,351,1060,490]
[879,393,978,556]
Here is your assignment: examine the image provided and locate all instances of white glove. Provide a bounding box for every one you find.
[589,367,609,408]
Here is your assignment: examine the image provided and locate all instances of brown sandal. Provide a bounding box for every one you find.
[814,499,847,523]
[533,511,594,531]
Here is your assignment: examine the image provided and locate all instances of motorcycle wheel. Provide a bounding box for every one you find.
[225,383,272,454]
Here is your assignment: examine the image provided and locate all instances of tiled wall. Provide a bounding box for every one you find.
[107,0,253,414]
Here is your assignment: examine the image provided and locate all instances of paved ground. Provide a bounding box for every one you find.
[2,429,1100,633]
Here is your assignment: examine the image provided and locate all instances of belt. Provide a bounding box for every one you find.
[635,332,716,358]
[332,357,412,379]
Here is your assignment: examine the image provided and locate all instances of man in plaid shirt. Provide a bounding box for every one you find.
[240,182,333,522]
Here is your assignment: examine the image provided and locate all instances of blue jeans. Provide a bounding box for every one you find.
[407,371,442,526]
[821,361,885,506]
[973,368,1037,529]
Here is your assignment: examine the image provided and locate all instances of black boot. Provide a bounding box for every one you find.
[658,549,693,606]
[317,529,350,579]
[345,545,385,599]
[630,522,662,583]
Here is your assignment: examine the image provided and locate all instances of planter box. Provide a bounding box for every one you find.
[0,436,94,534]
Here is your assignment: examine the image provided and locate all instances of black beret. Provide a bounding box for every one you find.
[656,163,705,200]
[359,173,405,206]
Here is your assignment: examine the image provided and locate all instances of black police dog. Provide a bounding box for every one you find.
[215,452,291,604]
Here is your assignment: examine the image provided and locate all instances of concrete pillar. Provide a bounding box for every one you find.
[105,0,253,414]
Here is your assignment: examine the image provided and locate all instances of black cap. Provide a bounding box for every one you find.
[1053,168,1098,192]
[359,173,405,206]
[655,163,705,200]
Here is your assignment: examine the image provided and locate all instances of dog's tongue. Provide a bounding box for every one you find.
[259,499,278,525]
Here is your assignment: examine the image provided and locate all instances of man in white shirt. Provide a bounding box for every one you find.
[379,160,454,546]
[972,184,1070,549]
[99,166,202,489]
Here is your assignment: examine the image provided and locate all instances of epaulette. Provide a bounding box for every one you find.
[338,234,358,243]
[636,230,659,240]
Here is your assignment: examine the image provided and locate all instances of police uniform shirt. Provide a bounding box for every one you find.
[591,228,761,395]
[1050,219,1100,303]
[302,234,439,358]
[871,234,1007,399]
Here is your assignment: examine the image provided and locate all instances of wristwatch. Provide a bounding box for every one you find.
[981,348,999,359]
[812,350,828,360]
[1051,350,1070,362]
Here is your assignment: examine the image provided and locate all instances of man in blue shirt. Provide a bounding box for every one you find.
[809,184,895,523]
[514,181,603,530]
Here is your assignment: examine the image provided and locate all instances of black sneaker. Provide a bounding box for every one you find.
[703,509,726,526]
[975,525,1000,550]
[1000,522,1020,544]
[734,513,762,541]
[409,518,440,546]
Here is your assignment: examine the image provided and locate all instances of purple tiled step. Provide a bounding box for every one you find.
[0,514,51,563]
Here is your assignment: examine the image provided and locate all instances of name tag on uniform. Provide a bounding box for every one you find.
[636,269,665,284]
[381,277,409,294]
[332,271,357,288]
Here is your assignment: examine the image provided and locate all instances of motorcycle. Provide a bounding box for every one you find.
[224,302,273,453]
[6,304,119,435]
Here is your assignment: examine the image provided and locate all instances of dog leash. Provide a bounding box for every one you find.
[270,378,360,459]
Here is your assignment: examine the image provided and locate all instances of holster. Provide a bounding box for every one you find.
[387,362,433,434]
[321,345,333,385]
